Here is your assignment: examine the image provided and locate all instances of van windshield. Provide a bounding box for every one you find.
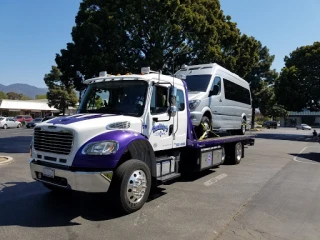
[184,75,212,92]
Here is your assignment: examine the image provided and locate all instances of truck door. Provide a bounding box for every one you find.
[172,87,188,148]
[147,84,174,151]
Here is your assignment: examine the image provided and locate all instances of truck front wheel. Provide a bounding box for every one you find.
[111,159,151,214]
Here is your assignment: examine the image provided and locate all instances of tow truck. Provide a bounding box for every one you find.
[29,68,255,213]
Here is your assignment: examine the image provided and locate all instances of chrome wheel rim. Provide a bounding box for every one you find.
[203,122,210,131]
[236,143,242,161]
[127,169,147,204]
[221,147,225,162]
[3,125,7,129]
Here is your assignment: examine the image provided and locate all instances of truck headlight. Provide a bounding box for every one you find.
[189,100,201,110]
[82,141,119,155]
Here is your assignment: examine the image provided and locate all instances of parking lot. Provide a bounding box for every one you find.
[0,127,320,240]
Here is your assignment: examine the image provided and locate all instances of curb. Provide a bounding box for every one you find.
[0,156,13,165]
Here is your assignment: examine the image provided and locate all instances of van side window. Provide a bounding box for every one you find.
[150,86,169,115]
[176,90,185,111]
[211,77,221,95]
[224,79,251,105]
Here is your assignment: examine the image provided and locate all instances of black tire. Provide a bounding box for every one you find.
[3,124,7,129]
[221,147,226,165]
[110,159,151,214]
[239,118,246,135]
[197,116,211,139]
[226,142,243,165]
[17,124,21,128]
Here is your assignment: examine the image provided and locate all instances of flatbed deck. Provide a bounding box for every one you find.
[187,134,255,148]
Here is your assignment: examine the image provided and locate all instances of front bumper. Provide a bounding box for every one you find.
[30,159,113,193]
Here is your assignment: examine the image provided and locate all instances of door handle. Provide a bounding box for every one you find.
[219,99,222,102]
[169,124,173,136]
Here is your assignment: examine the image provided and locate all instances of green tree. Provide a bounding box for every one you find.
[245,42,277,127]
[20,95,32,100]
[275,41,320,111]
[6,92,21,100]
[44,66,78,115]
[35,94,47,99]
[54,0,274,126]
[6,92,31,100]
[258,84,287,119]
[0,91,7,99]
[55,0,251,90]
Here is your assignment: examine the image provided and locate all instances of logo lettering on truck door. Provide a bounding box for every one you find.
[152,124,168,137]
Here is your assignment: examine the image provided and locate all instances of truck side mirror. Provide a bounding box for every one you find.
[169,105,177,117]
[170,87,177,106]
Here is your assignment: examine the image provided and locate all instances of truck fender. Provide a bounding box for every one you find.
[73,130,156,176]
[122,139,157,177]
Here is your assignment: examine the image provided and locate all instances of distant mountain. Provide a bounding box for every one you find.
[0,83,48,99]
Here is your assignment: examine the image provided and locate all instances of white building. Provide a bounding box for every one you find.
[0,99,77,118]
[280,111,320,127]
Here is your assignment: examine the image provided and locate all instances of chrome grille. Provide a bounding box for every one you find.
[34,127,73,155]
[107,121,130,129]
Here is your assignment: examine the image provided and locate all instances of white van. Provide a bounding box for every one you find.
[175,63,252,136]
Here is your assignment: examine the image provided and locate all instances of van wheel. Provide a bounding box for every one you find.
[238,118,246,135]
[110,159,151,214]
[197,116,211,139]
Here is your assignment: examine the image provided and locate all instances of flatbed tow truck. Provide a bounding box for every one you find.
[29,68,255,213]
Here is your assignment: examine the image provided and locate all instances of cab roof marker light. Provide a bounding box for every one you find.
[141,67,150,75]
[99,71,107,77]
[181,64,188,70]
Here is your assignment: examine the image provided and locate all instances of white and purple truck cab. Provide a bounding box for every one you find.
[29,68,254,213]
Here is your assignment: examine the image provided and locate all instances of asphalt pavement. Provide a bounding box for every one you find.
[0,127,319,240]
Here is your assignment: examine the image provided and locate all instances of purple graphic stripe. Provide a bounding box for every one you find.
[47,114,115,125]
[72,130,147,169]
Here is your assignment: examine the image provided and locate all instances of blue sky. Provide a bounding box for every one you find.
[0,0,319,88]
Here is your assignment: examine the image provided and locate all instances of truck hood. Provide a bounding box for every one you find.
[41,113,143,134]
[188,91,207,101]
[32,114,143,166]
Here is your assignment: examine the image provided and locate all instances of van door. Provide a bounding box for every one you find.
[208,76,224,129]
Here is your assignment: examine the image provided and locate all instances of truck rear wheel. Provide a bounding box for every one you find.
[226,142,243,165]
[111,159,151,214]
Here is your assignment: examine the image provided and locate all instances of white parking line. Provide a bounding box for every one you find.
[204,173,228,186]
[293,146,320,165]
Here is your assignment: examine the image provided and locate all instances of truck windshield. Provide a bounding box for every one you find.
[78,80,148,117]
[184,75,212,92]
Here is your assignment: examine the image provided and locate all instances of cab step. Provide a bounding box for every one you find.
[157,173,181,182]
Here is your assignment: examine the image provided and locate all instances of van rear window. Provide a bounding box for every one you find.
[224,79,251,105]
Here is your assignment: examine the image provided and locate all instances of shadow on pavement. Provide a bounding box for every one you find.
[0,181,167,227]
[0,136,32,153]
[290,153,320,163]
[255,133,314,142]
